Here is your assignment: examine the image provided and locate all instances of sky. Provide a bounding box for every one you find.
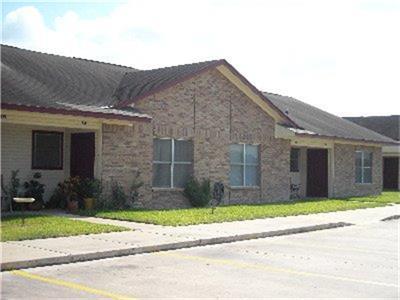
[2,0,400,117]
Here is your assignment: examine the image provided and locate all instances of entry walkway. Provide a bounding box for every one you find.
[1,205,398,271]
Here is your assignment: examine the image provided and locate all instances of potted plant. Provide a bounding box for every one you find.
[79,178,101,210]
[59,177,81,213]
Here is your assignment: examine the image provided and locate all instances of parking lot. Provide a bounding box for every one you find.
[2,220,398,299]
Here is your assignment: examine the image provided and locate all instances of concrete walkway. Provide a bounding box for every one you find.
[1,205,398,271]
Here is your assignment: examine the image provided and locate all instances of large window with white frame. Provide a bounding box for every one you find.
[230,144,259,187]
[153,138,193,188]
[355,150,372,184]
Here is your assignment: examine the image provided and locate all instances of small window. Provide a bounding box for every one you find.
[153,138,193,188]
[32,131,63,170]
[230,144,259,187]
[355,151,372,184]
[290,148,300,172]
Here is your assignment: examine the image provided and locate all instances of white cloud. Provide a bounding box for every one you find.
[2,0,400,116]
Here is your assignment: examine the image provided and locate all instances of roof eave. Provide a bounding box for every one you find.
[220,61,299,128]
[1,103,152,123]
[294,132,398,146]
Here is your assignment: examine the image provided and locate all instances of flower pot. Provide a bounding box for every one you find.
[84,197,95,210]
[67,200,79,213]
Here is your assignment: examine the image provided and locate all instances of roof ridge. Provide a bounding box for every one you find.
[1,43,138,70]
[345,115,400,118]
[133,58,225,73]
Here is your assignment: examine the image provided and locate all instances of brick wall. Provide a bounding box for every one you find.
[333,144,382,197]
[133,68,291,208]
[101,122,153,207]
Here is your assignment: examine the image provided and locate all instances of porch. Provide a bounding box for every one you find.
[1,110,103,201]
[289,139,334,199]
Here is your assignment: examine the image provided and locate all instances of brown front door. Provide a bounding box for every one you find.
[70,132,95,179]
[383,157,399,190]
[307,149,328,197]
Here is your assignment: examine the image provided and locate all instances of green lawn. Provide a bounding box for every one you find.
[345,191,400,204]
[81,197,389,226]
[1,215,129,242]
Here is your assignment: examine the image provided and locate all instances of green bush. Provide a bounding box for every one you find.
[184,178,211,207]
[46,185,67,209]
[110,180,128,209]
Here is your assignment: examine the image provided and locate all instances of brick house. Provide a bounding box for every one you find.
[344,115,400,190]
[1,45,397,208]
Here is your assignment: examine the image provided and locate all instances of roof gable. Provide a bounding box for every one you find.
[114,59,296,127]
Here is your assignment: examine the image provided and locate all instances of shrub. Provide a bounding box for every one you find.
[184,178,211,207]
[110,180,128,209]
[129,171,143,206]
[46,185,67,209]
[1,170,21,211]
[24,172,45,210]
[79,178,102,199]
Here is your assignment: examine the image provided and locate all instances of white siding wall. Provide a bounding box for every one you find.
[1,123,70,201]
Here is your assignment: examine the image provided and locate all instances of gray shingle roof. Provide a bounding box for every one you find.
[1,45,222,119]
[1,45,152,120]
[114,59,223,104]
[344,116,400,141]
[264,92,397,144]
[1,44,136,107]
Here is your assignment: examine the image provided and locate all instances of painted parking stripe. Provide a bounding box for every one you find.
[157,252,398,288]
[11,270,135,300]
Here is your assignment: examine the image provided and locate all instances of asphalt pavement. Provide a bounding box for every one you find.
[2,219,398,299]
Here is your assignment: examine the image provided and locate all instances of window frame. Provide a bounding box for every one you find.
[230,143,260,188]
[355,150,372,184]
[152,138,193,188]
[31,130,64,170]
[290,148,300,173]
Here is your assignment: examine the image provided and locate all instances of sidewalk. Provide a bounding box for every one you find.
[1,205,398,271]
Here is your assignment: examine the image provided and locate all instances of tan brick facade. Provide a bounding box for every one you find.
[132,68,291,208]
[101,122,153,207]
[99,69,383,209]
[333,144,382,197]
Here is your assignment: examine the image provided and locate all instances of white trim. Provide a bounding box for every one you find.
[355,150,372,184]
[153,138,193,188]
[230,143,259,188]
[171,139,175,188]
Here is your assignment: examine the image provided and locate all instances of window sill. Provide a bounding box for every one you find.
[230,186,260,190]
[152,187,184,192]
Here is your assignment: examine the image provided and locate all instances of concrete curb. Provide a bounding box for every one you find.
[381,215,400,221]
[1,222,352,271]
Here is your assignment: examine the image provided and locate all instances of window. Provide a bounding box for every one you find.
[290,148,300,172]
[153,138,193,188]
[355,151,372,184]
[230,144,259,187]
[32,131,63,170]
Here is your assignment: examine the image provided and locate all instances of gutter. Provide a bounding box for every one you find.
[294,132,399,146]
[1,103,152,123]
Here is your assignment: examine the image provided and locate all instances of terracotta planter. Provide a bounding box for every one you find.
[67,200,79,213]
[84,198,95,210]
